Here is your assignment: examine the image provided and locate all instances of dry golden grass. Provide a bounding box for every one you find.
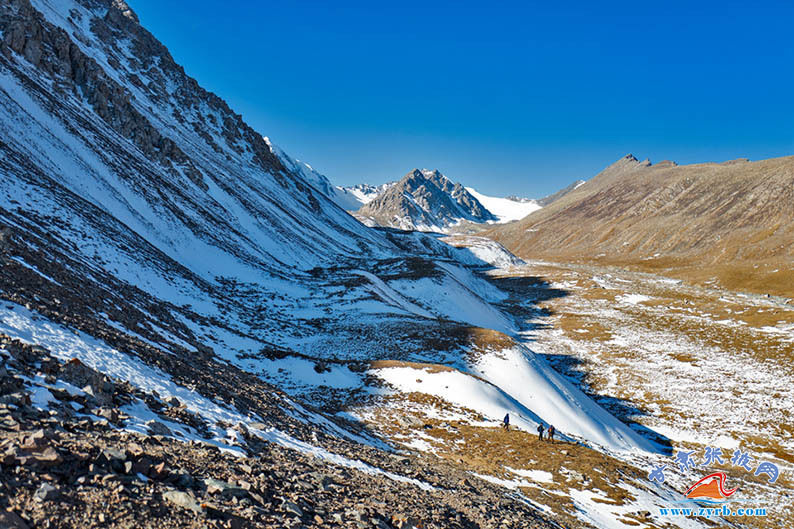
[369,360,457,374]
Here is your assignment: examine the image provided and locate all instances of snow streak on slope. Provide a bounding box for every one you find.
[472,346,656,452]
[465,187,542,223]
[442,236,526,269]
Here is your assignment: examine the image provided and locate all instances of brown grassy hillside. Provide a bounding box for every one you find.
[486,154,794,297]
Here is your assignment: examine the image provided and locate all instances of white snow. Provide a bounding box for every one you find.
[260,357,362,390]
[569,482,717,529]
[388,268,514,333]
[471,472,532,490]
[506,467,554,483]
[351,270,435,319]
[465,187,542,223]
[342,182,395,206]
[443,236,525,269]
[253,427,436,491]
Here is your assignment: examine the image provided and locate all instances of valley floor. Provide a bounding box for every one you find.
[495,261,793,528]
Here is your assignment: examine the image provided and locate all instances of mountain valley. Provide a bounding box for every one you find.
[0,1,791,529]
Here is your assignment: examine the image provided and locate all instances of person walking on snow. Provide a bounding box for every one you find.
[547,424,555,442]
[537,423,544,441]
[502,413,510,431]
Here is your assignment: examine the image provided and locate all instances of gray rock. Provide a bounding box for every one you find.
[33,482,59,502]
[100,447,126,462]
[283,501,303,517]
[145,420,172,436]
[31,447,62,467]
[93,407,119,423]
[205,478,247,498]
[162,490,202,514]
[0,510,30,529]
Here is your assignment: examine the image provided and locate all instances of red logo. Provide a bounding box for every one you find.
[685,472,738,501]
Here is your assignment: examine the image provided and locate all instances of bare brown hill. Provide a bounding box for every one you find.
[486,154,794,297]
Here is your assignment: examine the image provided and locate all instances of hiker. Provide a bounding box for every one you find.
[547,424,555,442]
[536,423,544,441]
[502,413,510,431]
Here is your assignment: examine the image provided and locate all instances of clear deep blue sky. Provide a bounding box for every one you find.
[131,1,794,197]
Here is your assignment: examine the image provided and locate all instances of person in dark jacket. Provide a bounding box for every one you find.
[547,424,555,442]
[502,413,510,431]
[537,423,544,441]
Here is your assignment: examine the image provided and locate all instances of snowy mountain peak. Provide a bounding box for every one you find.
[356,168,497,232]
[350,168,591,229]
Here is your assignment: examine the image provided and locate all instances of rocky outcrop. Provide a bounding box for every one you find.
[0,334,554,529]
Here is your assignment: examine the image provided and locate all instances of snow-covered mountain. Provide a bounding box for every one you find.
[0,0,651,450]
[356,169,498,231]
[0,2,700,526]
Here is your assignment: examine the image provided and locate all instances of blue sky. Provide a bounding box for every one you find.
[131,1,794,197]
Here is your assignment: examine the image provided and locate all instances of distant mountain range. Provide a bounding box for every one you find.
[348,169,584,231]
[269,161,582,232]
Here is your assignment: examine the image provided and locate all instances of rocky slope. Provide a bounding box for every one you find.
[486,154,794,296]
[356,169,497,231]
[536,179,587,207]
[265,137,366,212]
